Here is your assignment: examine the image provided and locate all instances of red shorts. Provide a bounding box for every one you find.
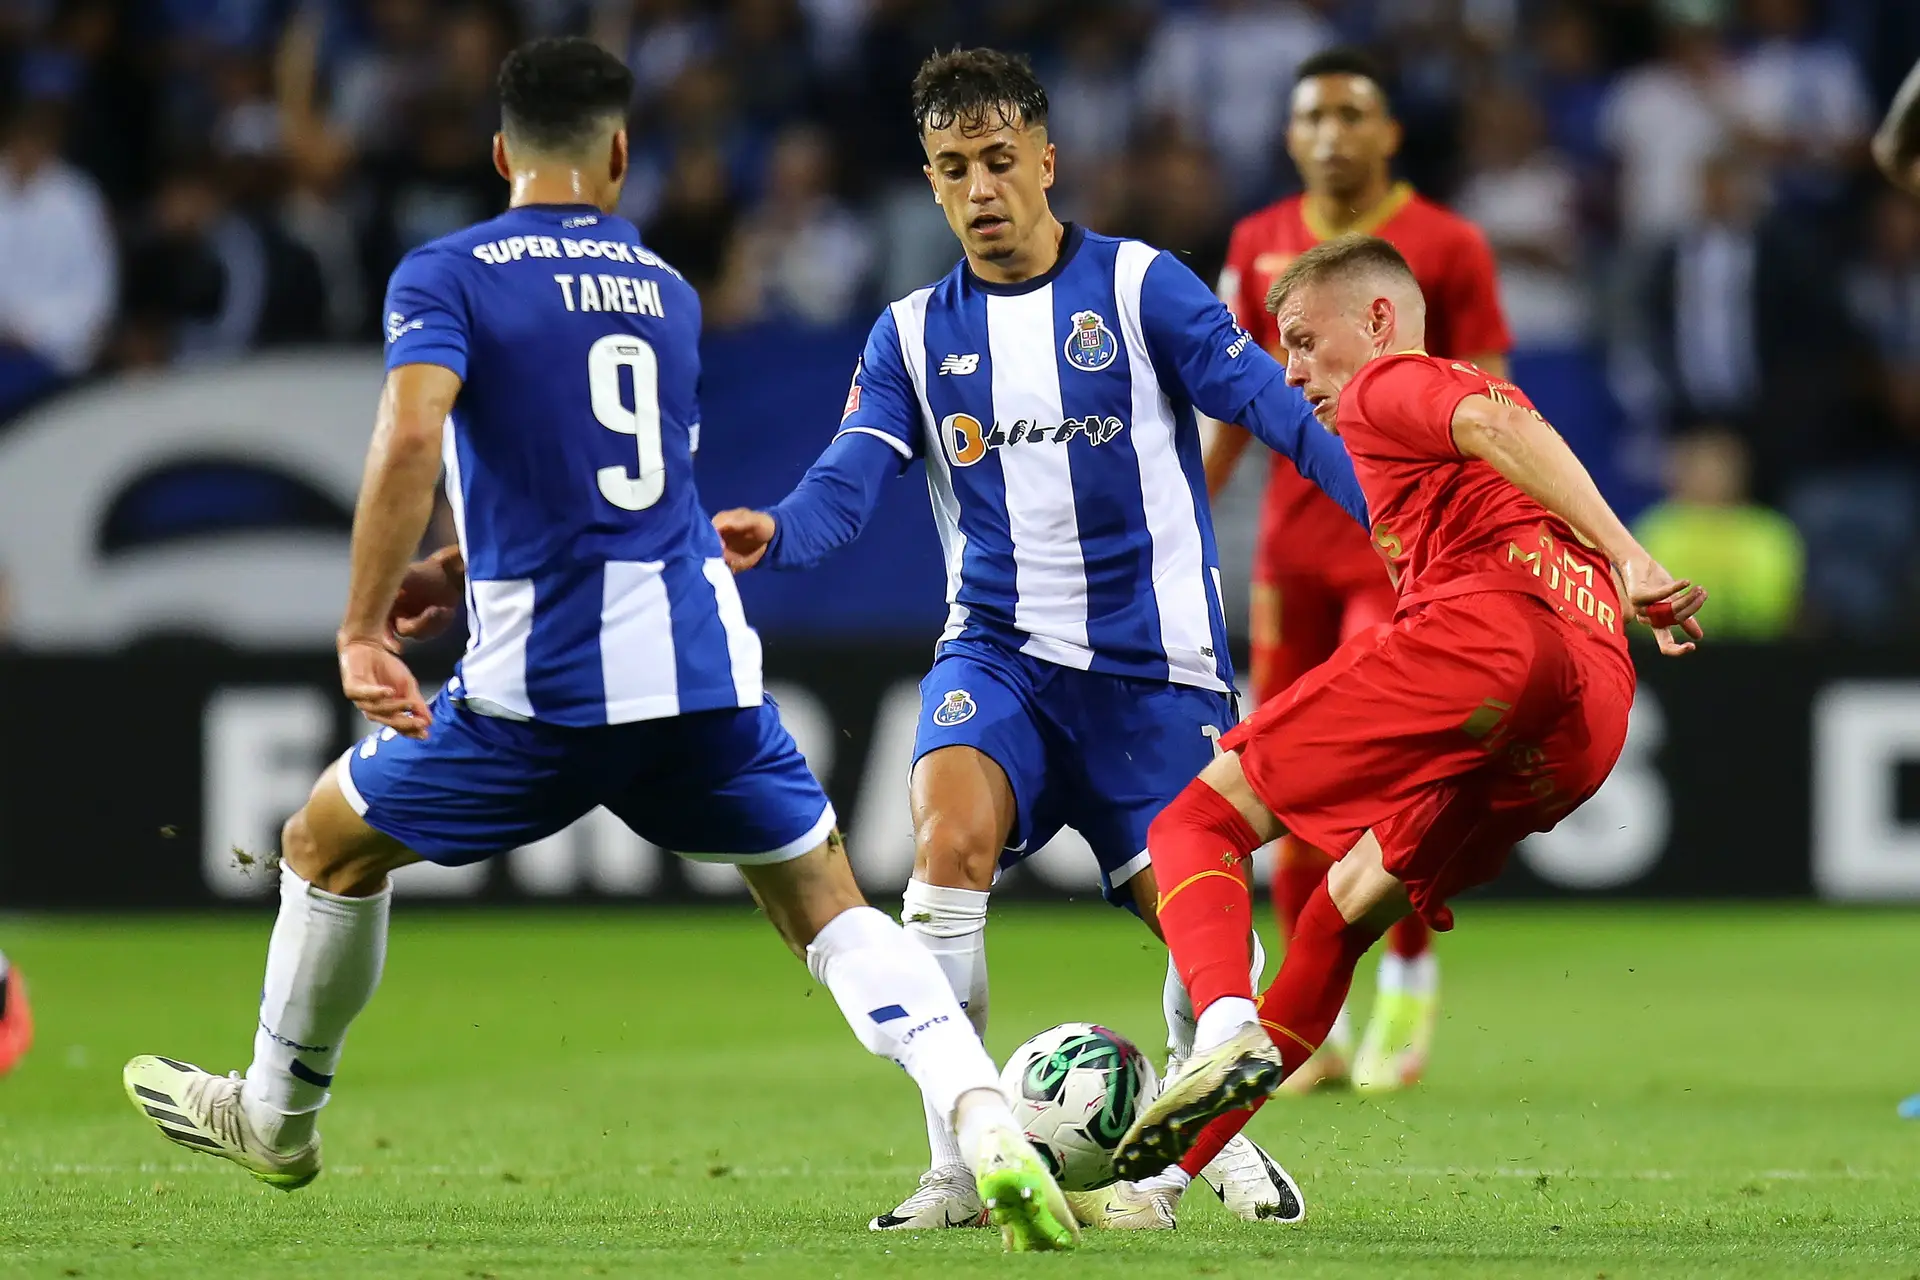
[1220,591,1635,930]
[1249,570,1398,705]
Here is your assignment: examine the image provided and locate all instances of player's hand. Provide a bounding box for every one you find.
[337,634,433,738]
[712,508,776,573]
[389,544,465,641]
[1618,555,1706,657]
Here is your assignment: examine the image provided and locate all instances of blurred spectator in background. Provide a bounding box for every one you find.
[1043,0,1145,220]
[1600,5,1738,246]
[1640,150,1849,495]
[643,143,739,299]
[711,122,872,327]
[1731,0,1871,211]
[119,156,323,365]
[1103,126,1232,286]
[1633,427,1804,638]
[1848,189,1920,442]
[1138,0,1334,204]
[0,99,113,418]
[1454,81,1592,353]
[1527,3,1611,182]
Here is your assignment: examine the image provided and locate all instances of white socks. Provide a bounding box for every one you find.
[1378,951,1438,996]
[242,866,390,1149]
[1194,996,1260,1054]
[1165,932,1267,1061]
[900,879,991,1171]
[806,905,1006,1146]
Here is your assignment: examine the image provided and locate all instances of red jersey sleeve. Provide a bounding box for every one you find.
[1342,356,1481,460]
[1218,216,1274,351]
[1434,221,1511,360]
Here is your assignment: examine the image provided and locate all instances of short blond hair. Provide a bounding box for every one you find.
[1265,235,1420,317]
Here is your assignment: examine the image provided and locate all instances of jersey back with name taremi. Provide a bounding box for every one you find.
[381,204,761,727]
[838,225,1258,693]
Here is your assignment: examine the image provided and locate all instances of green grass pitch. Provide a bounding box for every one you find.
[2,904,1917,1279]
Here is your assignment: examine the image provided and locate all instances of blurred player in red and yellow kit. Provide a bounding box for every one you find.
[1111,236,1705,1184]
[1206,47,1511,1093]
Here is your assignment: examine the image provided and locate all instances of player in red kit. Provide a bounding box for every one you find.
[1208,47,1512,1093]
[1111,236,1705,1183]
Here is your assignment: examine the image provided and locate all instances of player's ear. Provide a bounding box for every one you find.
[492,133,510,183]
[1384,116,1404,161]
[1039,139,1056,191]
[924,162,938,202]
[610,128,629,186]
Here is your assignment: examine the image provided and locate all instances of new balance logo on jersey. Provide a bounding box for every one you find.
[940,412,1127,467]
[938,353,980,376]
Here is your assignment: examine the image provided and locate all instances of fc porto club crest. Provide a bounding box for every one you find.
[932,689,977,727]
[1064,310,1118,372]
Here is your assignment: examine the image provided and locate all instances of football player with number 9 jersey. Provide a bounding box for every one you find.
[119,39,1079,1254]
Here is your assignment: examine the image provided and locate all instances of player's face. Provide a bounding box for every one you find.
[1274,283,1379,433]
[1287,75,1399,199]
[923,113,1056,267]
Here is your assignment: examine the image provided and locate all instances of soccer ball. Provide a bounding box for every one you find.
[998,1022,1158,1191]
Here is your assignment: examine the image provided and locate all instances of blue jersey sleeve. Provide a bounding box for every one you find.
[763,430,901,571]
[833,306,922,469]
[382,248,470,378]
[1139,251,1368,527]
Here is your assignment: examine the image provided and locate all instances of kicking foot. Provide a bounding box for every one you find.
[1352,986,1437,1093]
[1113,1026,1283,1182]
[0,963,32,1077]
[122,1056,320,1190]
[1064,1179,1178,1229]
[974,1127,1079,1252]
[868,1164,985,1230]
[1198,1134,1306,1222]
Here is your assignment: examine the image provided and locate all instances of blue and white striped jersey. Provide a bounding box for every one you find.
[837,225,1353,693]
[382,204,762,727]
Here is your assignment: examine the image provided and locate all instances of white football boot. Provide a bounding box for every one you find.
[1165,1045,1307,1222]
[122,1055,320,1189]
[1064,1179,1179,1229]
[1198,1134,1307,1222]
[869,1164,986,1230]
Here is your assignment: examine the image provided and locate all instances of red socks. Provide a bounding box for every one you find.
[1272,834,1331,943]
[1387,912,1432,959]
[1173,880,1386,1175]
[1147,781,1263,1015]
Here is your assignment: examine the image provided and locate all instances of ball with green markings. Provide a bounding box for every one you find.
[997,1022,1158,1191]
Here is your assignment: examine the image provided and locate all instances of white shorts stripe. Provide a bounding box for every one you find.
[675,802,836,865]
[333,748,369,816]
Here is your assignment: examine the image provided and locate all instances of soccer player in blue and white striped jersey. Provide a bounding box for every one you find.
[714,48,1367,1232]
[118,39,1080,1251]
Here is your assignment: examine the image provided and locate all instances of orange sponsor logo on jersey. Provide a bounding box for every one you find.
[1252,251,1297,279]
[1371,522,1404,587]
[1506,530,1617,634]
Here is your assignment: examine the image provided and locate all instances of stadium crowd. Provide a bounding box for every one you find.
[1,0,1917,635]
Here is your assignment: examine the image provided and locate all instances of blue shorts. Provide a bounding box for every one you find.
[338,690,834,866]
[912,638,1235,908]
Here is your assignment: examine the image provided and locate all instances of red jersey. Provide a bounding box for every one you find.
[1338,352,1628,660]
[1219,184,1511,583]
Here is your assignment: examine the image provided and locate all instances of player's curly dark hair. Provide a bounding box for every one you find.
[911,47,1049,137]
[497,37,635,155]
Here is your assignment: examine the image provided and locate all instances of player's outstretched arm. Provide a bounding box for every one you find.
[1451,395,1706,655]
[712,429,902,573]
[1138,250,1368,526]
[1873,58,1920,195]
[338,362,462,735]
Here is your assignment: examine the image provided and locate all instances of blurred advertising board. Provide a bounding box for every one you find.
[2,644,1918,907]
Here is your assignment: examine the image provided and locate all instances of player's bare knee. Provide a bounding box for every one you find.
[1195,752,1283,843]
[911,811,999,891]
